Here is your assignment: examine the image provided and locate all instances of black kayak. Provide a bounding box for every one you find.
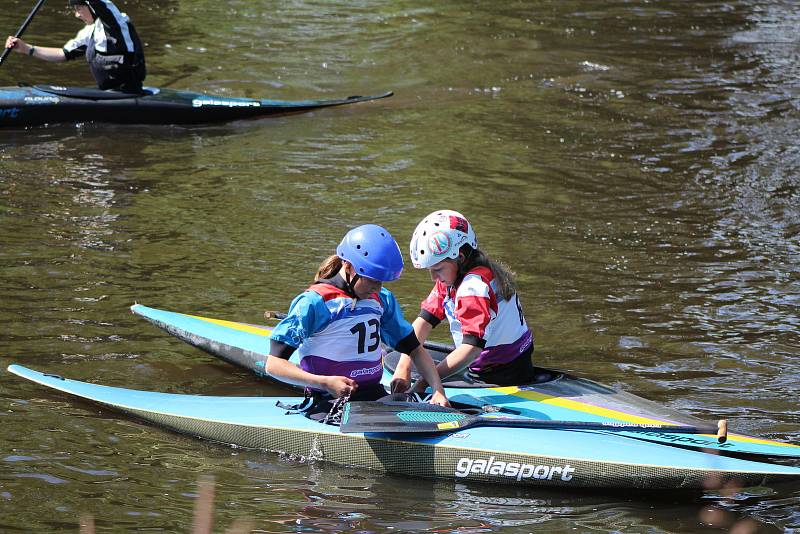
[0,84,393,127]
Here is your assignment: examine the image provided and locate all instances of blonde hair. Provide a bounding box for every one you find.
[315,254,344,281]
[458,247,517,301]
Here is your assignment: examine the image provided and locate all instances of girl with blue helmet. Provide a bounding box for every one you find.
[266,224,449,420]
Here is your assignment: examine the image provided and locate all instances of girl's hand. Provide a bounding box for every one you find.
[411,378,429,394]
[321,376,358,398]
[5,37,31,54]
[389,375,410,394]
[429,390,450,408]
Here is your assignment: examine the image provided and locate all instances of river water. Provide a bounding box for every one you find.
[1,0,799,532]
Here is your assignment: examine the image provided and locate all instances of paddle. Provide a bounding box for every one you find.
[0,0,47,67]
[340,400,729,443]
[265,310,456,354]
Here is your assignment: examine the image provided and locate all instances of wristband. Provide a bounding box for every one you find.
[28,46,35,56]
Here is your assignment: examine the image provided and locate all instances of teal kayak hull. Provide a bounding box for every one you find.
[8,364,800,490]
[130,304,800,461]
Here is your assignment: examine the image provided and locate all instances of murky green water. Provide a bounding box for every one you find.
[2,0,799,531]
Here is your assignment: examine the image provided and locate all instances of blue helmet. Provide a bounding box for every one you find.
[336,224,404,282]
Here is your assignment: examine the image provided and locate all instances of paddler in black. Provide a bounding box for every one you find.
[4,0,146,93]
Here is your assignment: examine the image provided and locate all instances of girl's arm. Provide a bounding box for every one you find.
[435,343,482,380]
[390,316,432,393]
[266,292,356,397]
[5,37,66,61]
[410,343,482,393]
[406,344,449,407]
[264,356,356,397]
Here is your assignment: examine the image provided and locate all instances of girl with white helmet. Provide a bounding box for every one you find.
[266,224,449,420]
[392,211,534,390]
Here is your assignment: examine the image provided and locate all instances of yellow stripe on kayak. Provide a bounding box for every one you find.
[184,313,273,337]
[493,386,667,425]
[493,386,800,449]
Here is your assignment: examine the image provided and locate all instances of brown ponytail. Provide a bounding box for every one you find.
[315,255,343,282]
[457,246,517,301]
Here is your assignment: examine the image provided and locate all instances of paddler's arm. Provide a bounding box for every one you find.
[434,343,482,381]
[264,352,356,398]
[406,344,449,407]
[390,316,432,393]
[395,315,484,392]
[418,289,489,387]
[5,37,66,61]
[410,343,482,393]
[264,291,355,398]
[384,307,448,406]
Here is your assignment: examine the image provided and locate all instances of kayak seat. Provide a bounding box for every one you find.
[33,84,153,100]
[439,367,561,389]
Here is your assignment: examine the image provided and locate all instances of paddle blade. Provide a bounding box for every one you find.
[341,401,477,434]
[341,400,727,441]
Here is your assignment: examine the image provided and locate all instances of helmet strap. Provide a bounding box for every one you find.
[342,263,361,299]
[348,273,361,295]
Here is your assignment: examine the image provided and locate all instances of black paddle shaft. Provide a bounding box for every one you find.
[1,0,47,66]
[341,401,728,443]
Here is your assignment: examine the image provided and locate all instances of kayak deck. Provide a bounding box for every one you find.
[8,364,800,490]
[0,85,393,127]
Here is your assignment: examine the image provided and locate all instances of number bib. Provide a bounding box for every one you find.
[297,287,385,387]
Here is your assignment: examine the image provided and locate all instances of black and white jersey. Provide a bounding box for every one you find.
[63,0,141,59]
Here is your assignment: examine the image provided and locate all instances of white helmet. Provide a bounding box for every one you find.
[409,210,477,269]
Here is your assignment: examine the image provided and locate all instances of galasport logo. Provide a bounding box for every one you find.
[191,98,261,108]
[349,362,382,378]
[455,456,576,482]
[642,432,734,449]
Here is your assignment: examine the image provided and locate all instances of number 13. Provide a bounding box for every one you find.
[350,319,380,353]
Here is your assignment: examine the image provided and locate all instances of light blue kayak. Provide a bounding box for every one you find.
[131,304,800,461]
[8,364,800,490]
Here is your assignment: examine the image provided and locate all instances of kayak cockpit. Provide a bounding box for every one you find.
[383,349,563,389]
[32,84,157,100]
